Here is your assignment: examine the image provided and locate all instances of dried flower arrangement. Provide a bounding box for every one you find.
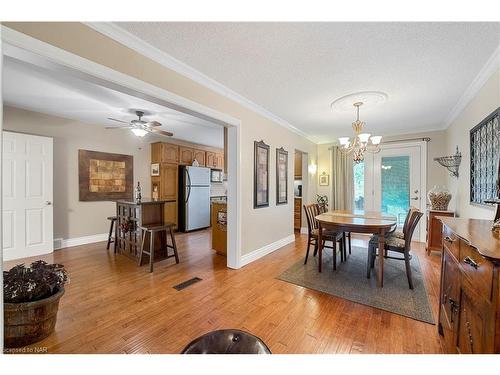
[3,260,68,303]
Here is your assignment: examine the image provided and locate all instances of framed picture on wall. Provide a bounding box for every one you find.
[319,172,329,186]
[254,140,270,208]
[276,147,288,205]
[151,163,160,176]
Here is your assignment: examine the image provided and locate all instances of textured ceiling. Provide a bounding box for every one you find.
[2,56,224,148]
[116,22,500,143]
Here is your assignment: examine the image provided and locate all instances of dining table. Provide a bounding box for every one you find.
[315,210,397,287]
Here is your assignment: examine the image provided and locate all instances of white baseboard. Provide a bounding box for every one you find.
[300,227,308,234]
[54,233,109,250]
[240,234,296,267]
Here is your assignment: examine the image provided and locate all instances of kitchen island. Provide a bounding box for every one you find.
[115,198,175,261]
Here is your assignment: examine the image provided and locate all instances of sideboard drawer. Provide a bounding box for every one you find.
[443,225,460,259]
[459,241,493,301]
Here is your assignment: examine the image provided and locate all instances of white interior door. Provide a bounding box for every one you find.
[2,131,53,261]
[362,142,426,242]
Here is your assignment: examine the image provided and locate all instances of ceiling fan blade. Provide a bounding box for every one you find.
[146,121,162,127]
[149,128,173,137]
[105,126,134,129]
[107,117,130,124]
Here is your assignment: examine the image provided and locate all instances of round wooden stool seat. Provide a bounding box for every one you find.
[181,329,271,354]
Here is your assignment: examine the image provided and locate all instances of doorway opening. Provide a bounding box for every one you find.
[1,28,242,268]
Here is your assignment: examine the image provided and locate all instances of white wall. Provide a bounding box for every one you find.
[444,68,500,219]
[3,106,152,240]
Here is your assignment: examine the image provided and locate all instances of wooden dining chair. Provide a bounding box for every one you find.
[303,203,344,270]
[366,208,423,289]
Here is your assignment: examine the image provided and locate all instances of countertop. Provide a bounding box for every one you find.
[115,198,176,205]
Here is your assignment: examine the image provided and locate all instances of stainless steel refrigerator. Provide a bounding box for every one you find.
[178,166,211,232]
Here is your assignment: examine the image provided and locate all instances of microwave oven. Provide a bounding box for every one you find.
[211,169,224,183]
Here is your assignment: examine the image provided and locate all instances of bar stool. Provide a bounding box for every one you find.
[106,216,117,251]
[138,223,179,272]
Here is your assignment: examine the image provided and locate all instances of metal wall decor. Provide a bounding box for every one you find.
[470,107,499,205]
[254,140,270,208]
[276,147,288,205]
[434,146,462,178]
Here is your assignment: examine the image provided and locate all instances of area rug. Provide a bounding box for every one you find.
[277,246,435,324]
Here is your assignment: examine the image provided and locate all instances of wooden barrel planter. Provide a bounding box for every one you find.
[4,288,65,348]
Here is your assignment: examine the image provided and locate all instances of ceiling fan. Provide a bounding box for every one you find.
[106,110,173,137]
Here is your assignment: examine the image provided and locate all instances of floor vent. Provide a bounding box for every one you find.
[173,277,202,291]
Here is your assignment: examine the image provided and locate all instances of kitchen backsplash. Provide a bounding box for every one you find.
[210,181,227,197]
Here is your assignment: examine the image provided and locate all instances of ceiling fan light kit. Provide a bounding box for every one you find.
[106,110,173,138]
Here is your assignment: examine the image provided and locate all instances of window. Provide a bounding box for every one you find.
[353,161,364,209]
[470,108,499,205]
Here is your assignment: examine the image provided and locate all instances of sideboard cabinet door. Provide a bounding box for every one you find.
[457,281,494,354]
[439,249,461,352]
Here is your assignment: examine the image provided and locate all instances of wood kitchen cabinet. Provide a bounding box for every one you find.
[215,153,224,170]
[163,201,178,229]
[193,149,206,166]
[151,142,179,163]
[294,198,302,230]
[160,163,178,200]
[179,146,194,165]
[206,151,216,168]
[438,217,500,353]
[294,152,302,179]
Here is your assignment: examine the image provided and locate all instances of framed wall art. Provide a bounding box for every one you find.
[276,147,288,205]
[254,140,270,208]
[151,163,160,176]
[79,149,133,201]
[319,172,330,186]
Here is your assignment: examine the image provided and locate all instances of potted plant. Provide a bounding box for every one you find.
[3,260,68,348]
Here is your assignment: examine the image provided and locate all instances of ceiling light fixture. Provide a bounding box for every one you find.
[338,102,382,163]
[131,128,148,137]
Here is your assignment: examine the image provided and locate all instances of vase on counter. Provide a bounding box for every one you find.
[428,185,452,211]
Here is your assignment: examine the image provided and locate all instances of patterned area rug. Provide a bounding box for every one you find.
[278,246,435,324]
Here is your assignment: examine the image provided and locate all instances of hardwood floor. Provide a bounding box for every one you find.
[4,230,444,354]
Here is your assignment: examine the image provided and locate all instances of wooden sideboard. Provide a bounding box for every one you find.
[438,217,500,353]
[426,210,455,255]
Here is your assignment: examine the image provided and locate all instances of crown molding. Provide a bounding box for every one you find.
[84,22,320,144]
[444,43,500,129]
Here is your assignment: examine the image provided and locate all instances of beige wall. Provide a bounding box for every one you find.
[3,106,152,240]
[444,68,500,219]
[3,22,317,255]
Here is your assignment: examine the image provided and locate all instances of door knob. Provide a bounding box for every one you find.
[410,196,419,200]
[46,201,52,206]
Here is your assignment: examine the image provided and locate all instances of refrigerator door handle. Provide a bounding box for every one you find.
[185,169,192,203]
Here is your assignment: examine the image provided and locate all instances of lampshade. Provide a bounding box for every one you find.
[338,137,350,146]
[358,133,371,143]
[131,128,148,137]
[370,135,382,145]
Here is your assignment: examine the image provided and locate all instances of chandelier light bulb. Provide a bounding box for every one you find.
[370,135,382,145]
[358,133,371,143]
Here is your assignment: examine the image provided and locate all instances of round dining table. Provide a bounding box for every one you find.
[315,210,397,287]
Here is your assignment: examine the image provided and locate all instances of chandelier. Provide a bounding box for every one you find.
[338,102,382,163]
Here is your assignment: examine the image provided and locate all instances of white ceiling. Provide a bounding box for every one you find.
[2,55,224,148]
[115,22,500,143]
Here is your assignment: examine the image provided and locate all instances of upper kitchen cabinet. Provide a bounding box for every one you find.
[294,151,302,179]
[151,142,179,164]
[215,153,224,170]
[179,146,194,165]
[206,151,216,168]
[193,149,206,167]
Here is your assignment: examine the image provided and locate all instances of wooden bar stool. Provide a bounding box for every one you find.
[138,223,179,272]
[106,216,117,251]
